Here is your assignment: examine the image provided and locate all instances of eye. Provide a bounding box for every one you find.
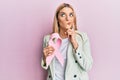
[60,13,65,17]
[69,13,73,17]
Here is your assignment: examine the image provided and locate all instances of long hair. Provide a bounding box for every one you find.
[53,3,77,33]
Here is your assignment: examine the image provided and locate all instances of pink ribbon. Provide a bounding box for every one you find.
[46,33,64,67]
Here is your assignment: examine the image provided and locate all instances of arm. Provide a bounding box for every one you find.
[73,32,93,71]
[41,35,49,70]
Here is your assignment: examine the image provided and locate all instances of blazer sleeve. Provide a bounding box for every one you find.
[73,32,93,72]
[41,35,49,70]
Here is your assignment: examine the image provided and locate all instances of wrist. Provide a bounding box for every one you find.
[71,40,78,50]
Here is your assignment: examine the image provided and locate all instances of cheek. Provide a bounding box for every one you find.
[70,18,75,24]
[58,18,66,26]
[70,17,74,22]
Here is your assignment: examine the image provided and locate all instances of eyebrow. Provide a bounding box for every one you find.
[59,12,65,14]
[59,11,74,14]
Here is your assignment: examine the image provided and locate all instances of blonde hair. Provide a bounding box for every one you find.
[53,3,77,33]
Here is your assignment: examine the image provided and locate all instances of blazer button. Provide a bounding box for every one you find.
[49,75,51,78]
[80,56,82,59]
[78,53,80,55]
[74,75,77,78]
[75,60,77,63]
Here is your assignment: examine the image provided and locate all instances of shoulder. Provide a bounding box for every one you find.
[44,34,50,39]
[43,34,51,42]
[75,30,89,41]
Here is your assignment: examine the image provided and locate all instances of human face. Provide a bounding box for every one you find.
[58,7,74,31]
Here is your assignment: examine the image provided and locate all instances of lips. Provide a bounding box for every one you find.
[67,22,71,25]
[66,23,73,30]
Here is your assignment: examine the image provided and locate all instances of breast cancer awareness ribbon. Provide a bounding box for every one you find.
[46,33,64,67]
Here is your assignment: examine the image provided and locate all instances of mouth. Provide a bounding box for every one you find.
[67,22,71,25]
[66,24,73,30]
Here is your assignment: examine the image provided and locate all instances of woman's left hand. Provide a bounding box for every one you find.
[66,27,75,42]
[66,25,78,50]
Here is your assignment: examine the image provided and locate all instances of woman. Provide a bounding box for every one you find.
[41,3,93,80]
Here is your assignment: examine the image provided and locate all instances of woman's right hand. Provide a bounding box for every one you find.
[43,46,55,63]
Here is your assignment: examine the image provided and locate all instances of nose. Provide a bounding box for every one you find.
[66,15,69,21]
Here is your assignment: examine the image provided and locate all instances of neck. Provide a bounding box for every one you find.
[59,29,68,39]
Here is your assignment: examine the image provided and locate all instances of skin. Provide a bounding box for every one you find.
[43,7,78,63]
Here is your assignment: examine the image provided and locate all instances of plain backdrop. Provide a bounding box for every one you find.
[0,0,120,80]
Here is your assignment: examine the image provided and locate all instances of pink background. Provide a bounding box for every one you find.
[0,0,120,80]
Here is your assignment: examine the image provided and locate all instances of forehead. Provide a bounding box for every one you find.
[59,7,73,13]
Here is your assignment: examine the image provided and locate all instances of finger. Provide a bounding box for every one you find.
[43,49,48,57]
[67,29,75,38]
[47,51,54,56]
[44,47,50,53]
[67,29,72,35]
[48,46,55,51]
[49,50,54,54]
[44,48,49,53]
[66,24,71,30]
[47,46,54,49]
[47,53,53,56]
[68,28,75,34]
[70,25,73,29]
[46,48,54,56]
